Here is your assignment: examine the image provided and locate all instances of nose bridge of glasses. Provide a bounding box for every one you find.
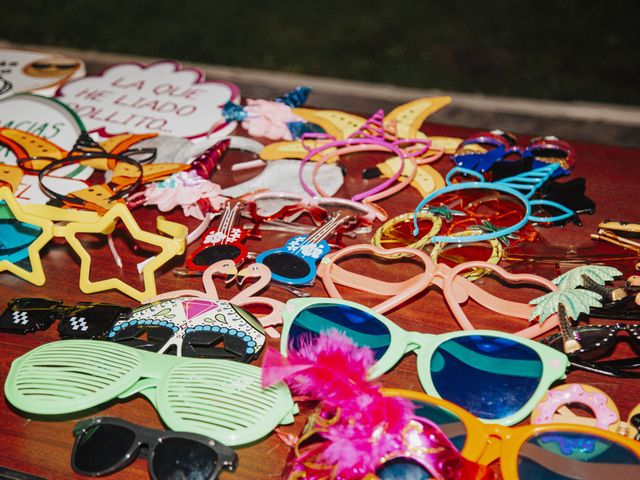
[117,352,180,403]
[411,332,435,351]
[116,378,159,406]
[477,424,510,465]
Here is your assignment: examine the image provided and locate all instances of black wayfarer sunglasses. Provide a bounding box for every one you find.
[71,417,237,479]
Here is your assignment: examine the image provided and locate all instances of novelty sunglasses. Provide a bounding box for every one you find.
[412,165,574,244]
[0,297,131,339]
[71,417,237,479]
[241,189,387,227]
[5,340,296,446]
[107,297,267,362]
[317,244,560,339]
[543,323,640,378]
[284,405,495,480]
[0,187,186,301]
[373,191,536,253]
[452,130,575,177]
[378,389,640,480]
[280,298,569,426]
[372,211,509,278]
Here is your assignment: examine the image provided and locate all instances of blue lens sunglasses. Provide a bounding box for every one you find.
[280,297,569,426]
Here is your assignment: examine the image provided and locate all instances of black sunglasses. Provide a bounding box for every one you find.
[71,417,237,479]
[589,285,640,321]
[542,323,640,378]
[0,297,131,339]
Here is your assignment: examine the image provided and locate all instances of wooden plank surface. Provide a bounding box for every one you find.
[1,119,639,479]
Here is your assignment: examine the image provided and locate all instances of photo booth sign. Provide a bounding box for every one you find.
[57,61,240,139]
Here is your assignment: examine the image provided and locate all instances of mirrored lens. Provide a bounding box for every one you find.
[152,437,217,480]
[376,458,431,480]
[412,400,467,451]
[288,303,391,360]
[429,335,543,420]
[518,431,640,479]
[73,424,136,475]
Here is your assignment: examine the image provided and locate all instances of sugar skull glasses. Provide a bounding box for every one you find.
[5,340,295,446]
[71,417,237,479]
[380,389,640,480]
[280,298,569,425]
[107,298,266,361]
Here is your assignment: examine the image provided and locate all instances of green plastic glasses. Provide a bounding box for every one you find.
[4,340,296,446]
[280,298,569,426]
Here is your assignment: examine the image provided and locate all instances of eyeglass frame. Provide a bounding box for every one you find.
[381,388,640,479]
[280,296,569,426]
[71,416,237,479]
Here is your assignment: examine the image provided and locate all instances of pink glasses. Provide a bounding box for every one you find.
[316,243,560,338]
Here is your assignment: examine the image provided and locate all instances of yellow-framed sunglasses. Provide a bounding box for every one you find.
[371,212,503,281]
[378,389,640,480]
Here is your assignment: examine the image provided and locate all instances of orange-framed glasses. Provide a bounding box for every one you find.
[380,389,640,480]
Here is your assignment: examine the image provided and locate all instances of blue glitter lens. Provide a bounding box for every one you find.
[0,201,41,268]
[412,400,467,451]
[430,335,543,420]
[376,458,431,480]
[288,303,391,360]
[518,431,640,479]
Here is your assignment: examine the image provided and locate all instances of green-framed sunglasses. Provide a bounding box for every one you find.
[280,298,569,426]
[4,340,296,446]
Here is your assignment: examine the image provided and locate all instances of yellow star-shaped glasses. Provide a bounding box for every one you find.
[0,187,186,301]
[64,203,186,302]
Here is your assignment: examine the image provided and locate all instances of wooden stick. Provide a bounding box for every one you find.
[591,233,640,252]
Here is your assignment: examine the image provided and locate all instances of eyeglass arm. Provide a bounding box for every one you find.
[570,360,640,378]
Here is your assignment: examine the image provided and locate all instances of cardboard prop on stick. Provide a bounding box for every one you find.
[0,49,85,100]
[0,94,90,179]
[56,61,240,139]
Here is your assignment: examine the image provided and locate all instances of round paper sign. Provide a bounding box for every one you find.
[0,94,90,179]
[56,61,240,139]
[0,48,85,100]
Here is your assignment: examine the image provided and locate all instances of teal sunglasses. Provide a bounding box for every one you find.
[280,298,569,426]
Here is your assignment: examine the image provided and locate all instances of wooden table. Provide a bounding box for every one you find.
[1,120,639,479]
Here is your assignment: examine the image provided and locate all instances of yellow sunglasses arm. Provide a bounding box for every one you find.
[156,215,187,256]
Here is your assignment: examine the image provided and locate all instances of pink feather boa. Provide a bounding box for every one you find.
[262,330,415,476]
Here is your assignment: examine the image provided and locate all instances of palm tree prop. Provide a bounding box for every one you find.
[553,265,624,301]
[530,289,603,353]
